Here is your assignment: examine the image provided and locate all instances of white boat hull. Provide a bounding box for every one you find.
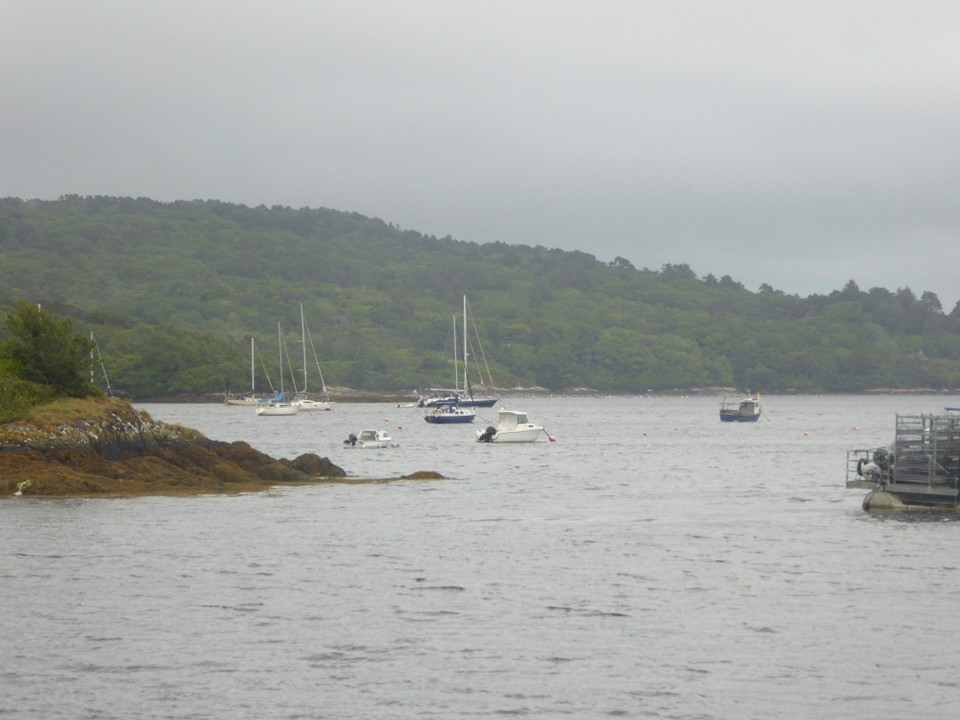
[357,440,392,449]
[294,399,334,411]
[225,395,261,406]
[477,409,545,443]
[256,403,299,416]
[345,430,397,448]
[483,426,543,443]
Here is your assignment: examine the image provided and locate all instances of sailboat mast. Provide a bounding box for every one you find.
[300,303,308,395]
[462,294,468,396]
[89,331,113,397]
[452,313,459,393]
[277,322,284,393]
[250,336,255,393]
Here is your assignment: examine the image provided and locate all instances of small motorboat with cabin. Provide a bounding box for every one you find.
[719,392,761,422]
[424,402,476,424]
[344,429,397,448]
[477,409,545,443]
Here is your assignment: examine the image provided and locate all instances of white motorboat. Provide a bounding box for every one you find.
[476,409,545,443]
[344,429,397,448]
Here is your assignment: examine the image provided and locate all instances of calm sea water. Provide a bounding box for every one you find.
[2,394,959,719]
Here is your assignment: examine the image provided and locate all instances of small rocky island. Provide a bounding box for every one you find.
[0,397,349,497]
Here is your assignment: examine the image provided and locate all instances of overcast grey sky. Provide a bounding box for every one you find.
[3,1,959,308]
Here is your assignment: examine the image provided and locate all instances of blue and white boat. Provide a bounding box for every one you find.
[424,402,476,424]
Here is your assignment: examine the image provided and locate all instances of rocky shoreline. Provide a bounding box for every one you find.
[0,398,354,498]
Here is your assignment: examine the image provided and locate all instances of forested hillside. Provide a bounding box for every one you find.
[1,195,958,397]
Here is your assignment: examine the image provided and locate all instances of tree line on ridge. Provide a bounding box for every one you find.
[0,195,957,398]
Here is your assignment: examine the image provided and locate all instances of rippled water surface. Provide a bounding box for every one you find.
[3,395,960,719]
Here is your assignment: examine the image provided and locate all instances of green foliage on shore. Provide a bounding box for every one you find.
[0,375,56,424]
[0,302,100,421]
[1,195,958,396]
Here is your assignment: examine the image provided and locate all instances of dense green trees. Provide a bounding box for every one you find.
[1,195,958,397]
[1,302,96,397]
[0,302,99,420]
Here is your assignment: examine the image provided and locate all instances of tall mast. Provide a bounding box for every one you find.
[250,336,255,393]
[462,294,468,396]
[89,331,113,397]
[300,303,308,395]
[452,313,459,393]
[277,322,284,393]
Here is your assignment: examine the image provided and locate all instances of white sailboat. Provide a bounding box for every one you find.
[257,323,298,416]
[225,337,268,406]
[292,304,334,412]
[458,294,498,408]
[419,295,498,409]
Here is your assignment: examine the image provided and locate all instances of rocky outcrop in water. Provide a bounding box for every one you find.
[0,399,345,497]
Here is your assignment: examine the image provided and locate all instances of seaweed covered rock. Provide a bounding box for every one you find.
[0,397,345,497]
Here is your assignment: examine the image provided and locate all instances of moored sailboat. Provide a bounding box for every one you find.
[458,294,498,407]
[291,304,333,411]
[257,323,298,416]
[225,337,269,406]
[419,295,498,408]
